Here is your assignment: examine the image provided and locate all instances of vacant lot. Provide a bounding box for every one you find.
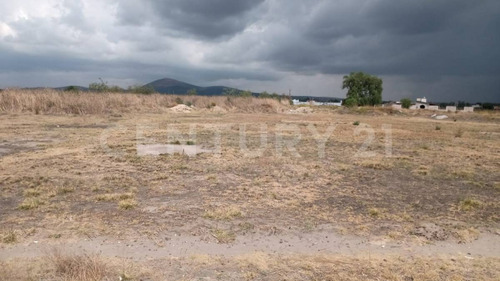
[0,91,499,280]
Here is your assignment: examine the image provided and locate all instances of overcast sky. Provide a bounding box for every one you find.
[1,0,499,102]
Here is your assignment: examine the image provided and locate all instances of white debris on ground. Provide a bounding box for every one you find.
[170,104,193,113]
[288,107,313,114]
[431,114,448,120]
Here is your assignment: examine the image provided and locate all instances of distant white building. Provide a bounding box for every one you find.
[415,97,430,109]
[292,99,308,105]
[463,107,474,112]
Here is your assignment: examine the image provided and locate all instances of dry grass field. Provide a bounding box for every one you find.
[0,90,499,280]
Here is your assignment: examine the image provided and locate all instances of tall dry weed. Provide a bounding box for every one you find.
[0,89,288,115]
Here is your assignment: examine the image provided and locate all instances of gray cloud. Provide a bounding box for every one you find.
[117,0,265,39]
[260,0,500,77]
[0,0,499,102]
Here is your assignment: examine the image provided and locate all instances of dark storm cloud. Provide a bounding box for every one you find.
[1,0,499,102]
[0,45,276,89]
[262,0,500,77]
[365,1,469,35]
[117,0,265,39]
[0,47,91,72]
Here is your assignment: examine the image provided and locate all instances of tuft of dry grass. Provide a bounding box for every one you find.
[118,199,138,210]
[1,230,17,244]
[18,198,44,210]
[0,88,288,115]
[357,159,393,170]
[452,227,480,243]
[23,188,41,197]
[49,251,110,281]
[203,206,243,221]
[459,198,483,211]
[414,165,430,176]
[368,208,382,217]
[211,228,236,243]
[95,192,134,202]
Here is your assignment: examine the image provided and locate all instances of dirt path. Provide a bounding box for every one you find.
[2,231,499,260]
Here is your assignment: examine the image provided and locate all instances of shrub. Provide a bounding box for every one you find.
[88,78,109,92]
[64,86,80,92]
[128,85,155,95]
[89,78,123,93]
[175,97,183,104]
[343,98,358,107]
[353,121,360,126]
[482,103,494,110]
[223,88,252,97]
[401,98,412,109]
[259,91,270,98]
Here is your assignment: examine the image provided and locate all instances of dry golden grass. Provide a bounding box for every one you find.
[459,198,483,211]
[1,253,498,281]
[1,109,498,242]
[118,198,138,210]
[0,95,499,280]
[211,228,236,243]
[203,205,243,220]
[49,251,110,281]
[18,197,45,210]
[0,88,288,115]
[1,230,17,244]
[95,192,134,202]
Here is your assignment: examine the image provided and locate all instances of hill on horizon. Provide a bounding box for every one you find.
[11,77,343,101]
[145,78,237,96]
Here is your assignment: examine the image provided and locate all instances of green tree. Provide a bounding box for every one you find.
[400,98,412,109]
[108,85,123,93]
[342,98,357,107]
[259,91,270,98]
[64,86,80,92]
[128,85,155,95]
[342,72,383,106]
[89,78,123,93]
[240,90,252,97]
[223,88,240,96]
[482,103,494,110]
[89,78,109,92]
[187,88,198,95]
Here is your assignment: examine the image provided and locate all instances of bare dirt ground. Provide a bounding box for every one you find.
[1,107,499,280]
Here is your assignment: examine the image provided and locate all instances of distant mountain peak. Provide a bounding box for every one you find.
[147,77,195,87]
